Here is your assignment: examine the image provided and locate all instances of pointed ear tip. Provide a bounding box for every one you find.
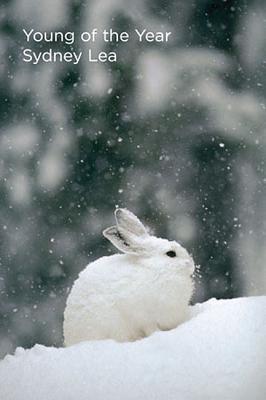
[115,208,132,219]
[115,207,127,215]
[103,226,116,237]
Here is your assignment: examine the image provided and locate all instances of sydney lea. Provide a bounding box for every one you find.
[23,49,116,64]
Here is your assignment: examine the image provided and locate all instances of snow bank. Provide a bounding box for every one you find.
[0,296,265,400]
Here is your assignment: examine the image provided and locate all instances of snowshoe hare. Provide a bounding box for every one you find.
[64,208,195,346]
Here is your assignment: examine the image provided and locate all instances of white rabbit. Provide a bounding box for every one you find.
[63,208,195,346]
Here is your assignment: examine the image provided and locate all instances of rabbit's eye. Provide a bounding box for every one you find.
[166,250,176,258]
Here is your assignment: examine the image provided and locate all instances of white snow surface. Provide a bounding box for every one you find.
[0,296,265,400]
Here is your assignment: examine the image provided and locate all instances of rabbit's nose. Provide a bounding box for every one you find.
[184,259,195,272]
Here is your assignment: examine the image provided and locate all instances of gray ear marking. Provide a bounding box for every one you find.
[103,223,147,254]
[103,226,136,254]
[103,226,131,250]
[114,208,147,237]
[103,209,149,254]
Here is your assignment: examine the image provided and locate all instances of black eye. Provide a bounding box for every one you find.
[166,250,176,258]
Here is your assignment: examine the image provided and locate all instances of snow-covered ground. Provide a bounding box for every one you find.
[0,296,265,400]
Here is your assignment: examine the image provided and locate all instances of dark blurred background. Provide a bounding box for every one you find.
[0,0,266,358]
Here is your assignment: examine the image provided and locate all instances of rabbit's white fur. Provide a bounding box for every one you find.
[64,209,195,346]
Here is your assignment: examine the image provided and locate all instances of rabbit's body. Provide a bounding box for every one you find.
[64,209,195,346]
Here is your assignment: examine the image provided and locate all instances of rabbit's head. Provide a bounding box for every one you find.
[103,208,195,275]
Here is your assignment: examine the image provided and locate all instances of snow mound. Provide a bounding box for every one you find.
[0,296,265,400]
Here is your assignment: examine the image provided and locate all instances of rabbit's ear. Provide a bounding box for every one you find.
[115,208,148,237]
[103,226,145,254]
